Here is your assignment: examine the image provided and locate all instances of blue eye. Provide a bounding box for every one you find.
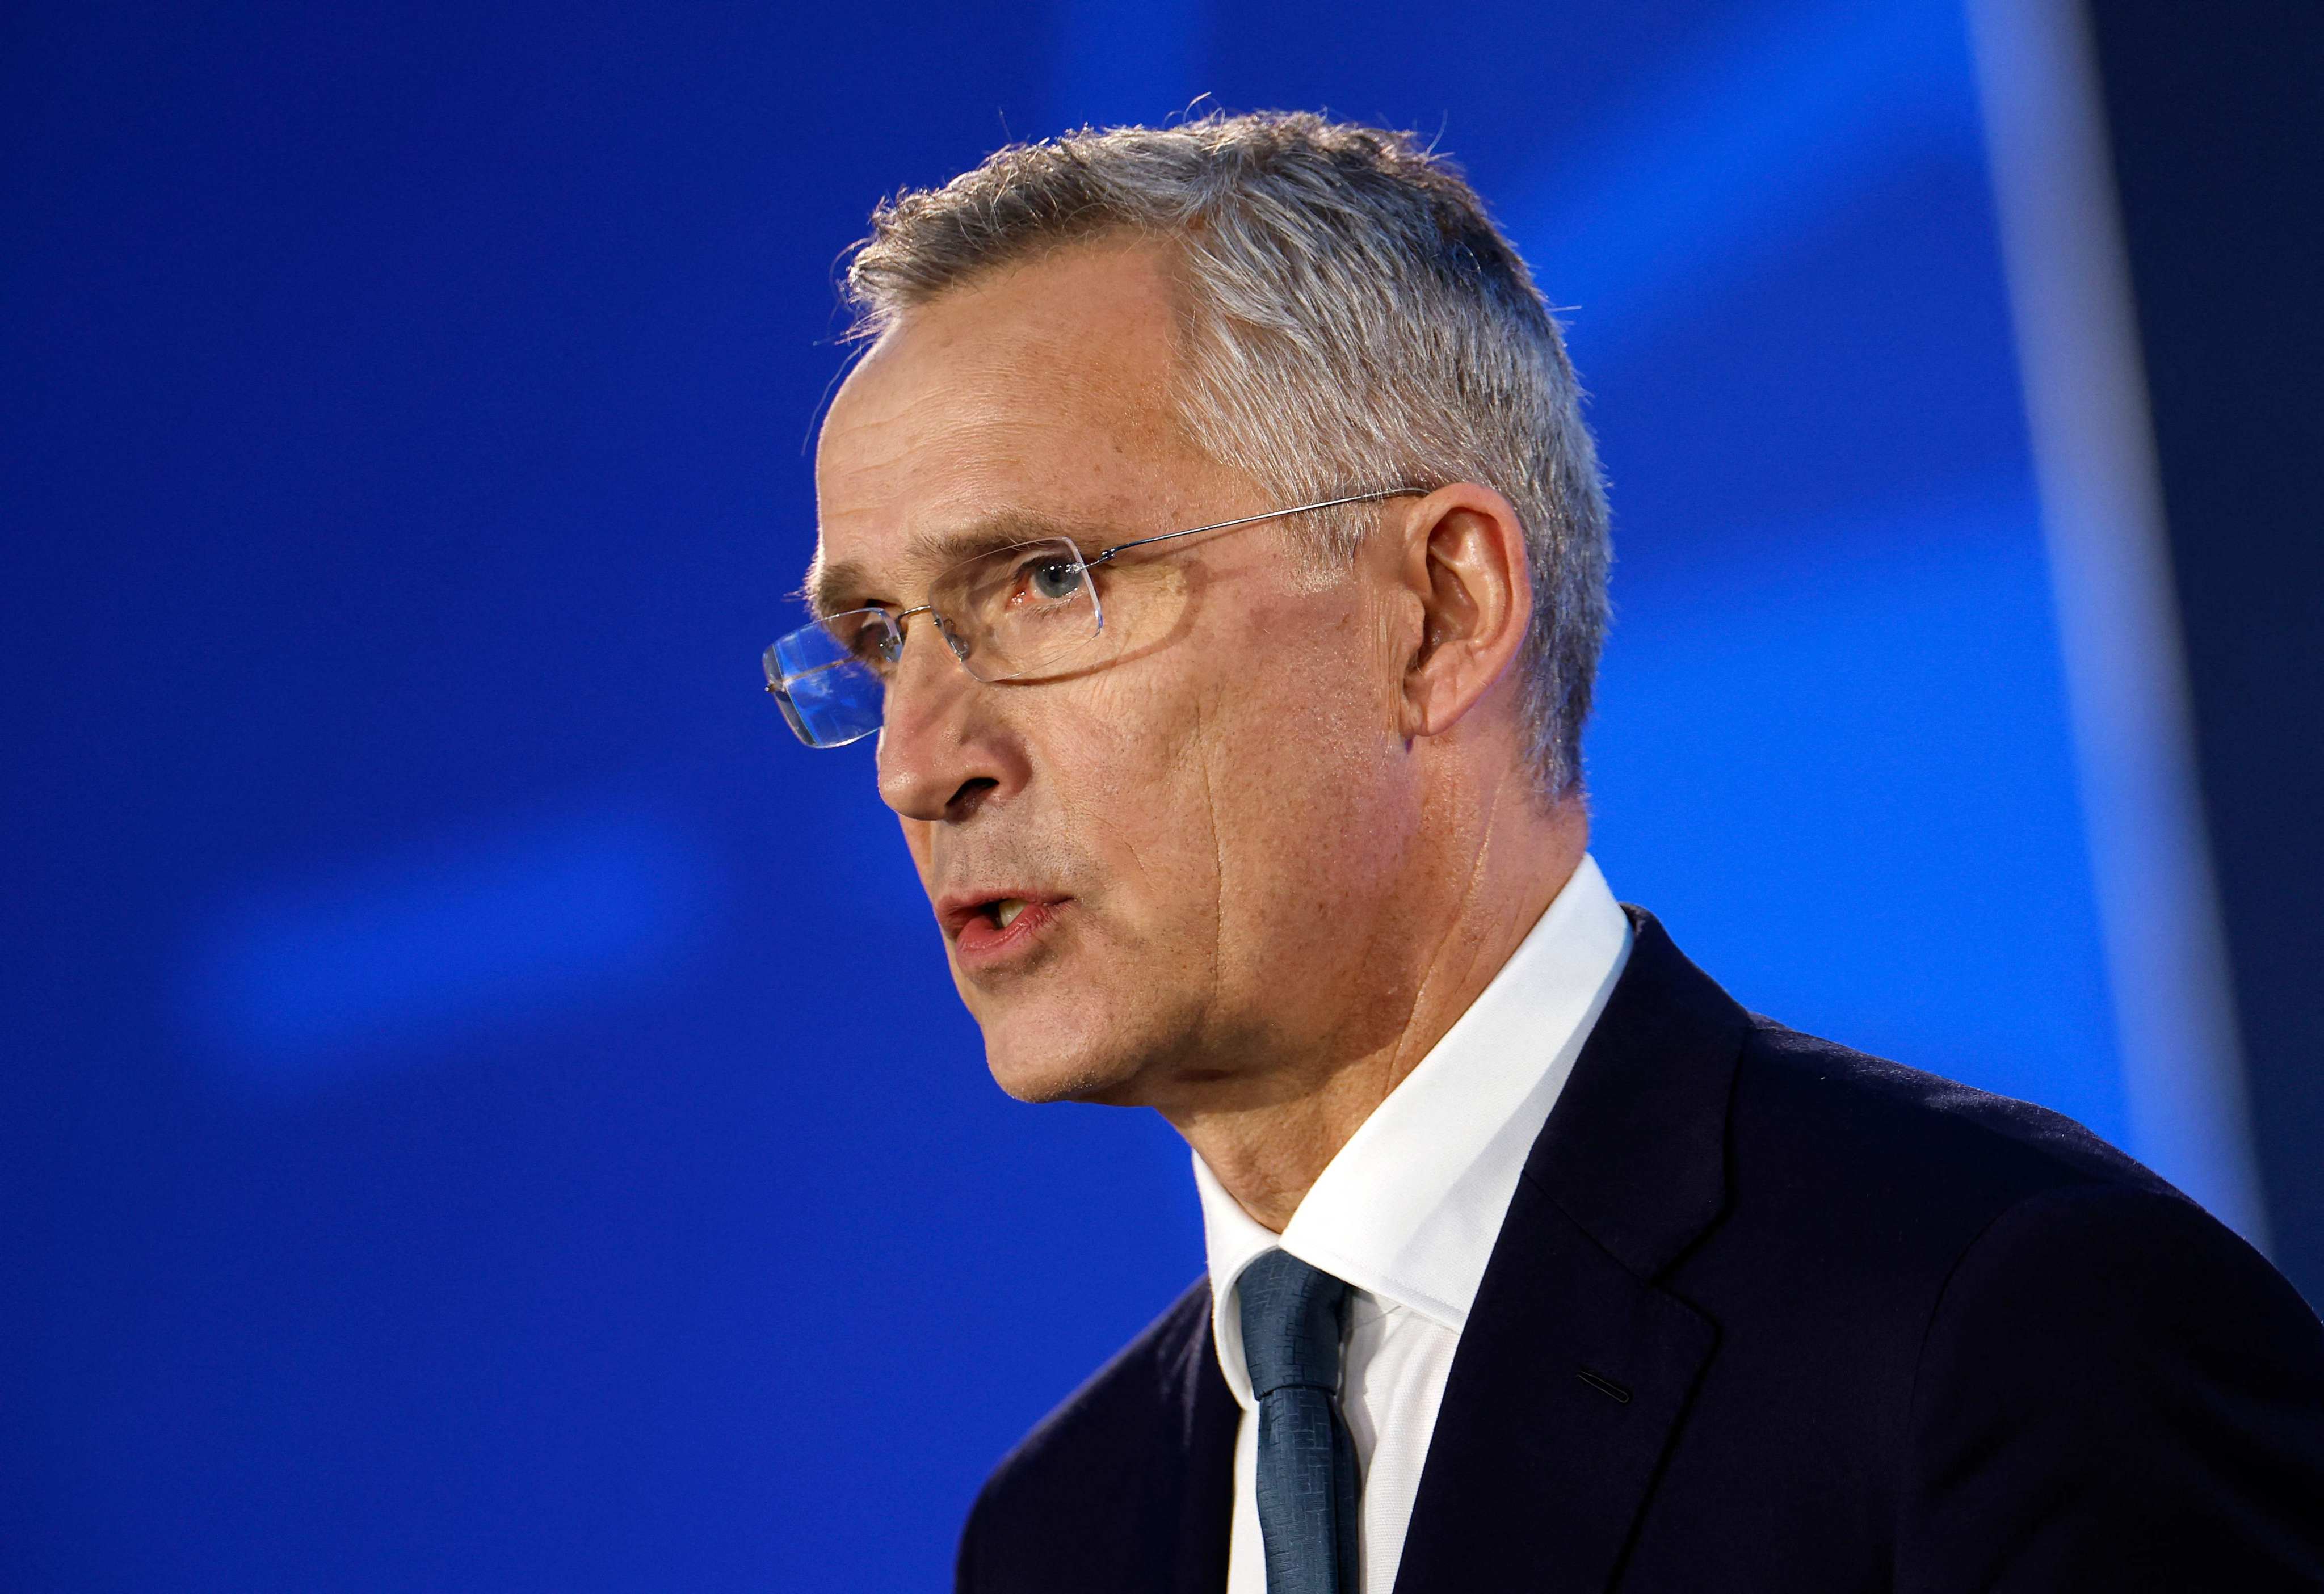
[1028,558,1086,600]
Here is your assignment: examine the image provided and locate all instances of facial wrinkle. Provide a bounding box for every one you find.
[1192,694,1227,1031]
[1388,776,1503,1092]
[1447,779,1512,986]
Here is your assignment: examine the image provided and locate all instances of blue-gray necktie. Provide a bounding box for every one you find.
[1238,1250,1360,1594]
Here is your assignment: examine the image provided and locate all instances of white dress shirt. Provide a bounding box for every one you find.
[1195,853,1633,1594]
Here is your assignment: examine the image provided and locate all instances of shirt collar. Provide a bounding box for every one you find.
[1193,853,1633,1407]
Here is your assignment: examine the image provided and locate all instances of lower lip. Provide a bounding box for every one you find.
[952,899,1067,969]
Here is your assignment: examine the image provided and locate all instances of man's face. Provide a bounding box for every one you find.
[812,241,1430,1107]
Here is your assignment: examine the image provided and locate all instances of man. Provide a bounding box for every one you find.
[768,113,2324,1590]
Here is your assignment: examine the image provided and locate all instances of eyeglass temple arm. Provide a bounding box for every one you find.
[1083,487,1430,566]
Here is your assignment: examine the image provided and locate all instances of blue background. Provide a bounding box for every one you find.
[3,0,2116,1585]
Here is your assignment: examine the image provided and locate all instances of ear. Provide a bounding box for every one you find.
[1392,484,1533,739]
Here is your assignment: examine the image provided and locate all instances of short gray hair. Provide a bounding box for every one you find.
[843,112,1611,794]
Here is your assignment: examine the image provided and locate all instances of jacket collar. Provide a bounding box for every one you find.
[1193,855,1635,1400]
[1390,908,1749,1593]
[1519,906,1747,1278]
[1142,909,1749,1594]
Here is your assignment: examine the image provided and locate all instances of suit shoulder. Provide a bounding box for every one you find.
[1681,1016,2234,1329]
[979,1275,1213,1495]
[1731,1016,2174,1215]
[1898,1179,2324,1582]
[960,1278,1232,1589]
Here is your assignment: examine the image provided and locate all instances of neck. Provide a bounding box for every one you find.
[1159,780,1590,1232]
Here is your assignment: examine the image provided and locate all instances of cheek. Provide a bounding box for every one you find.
[1200,622,1410,912]
[1048,675,1221,890]
[1036,584,1401,956]
[1019,666,1241,979]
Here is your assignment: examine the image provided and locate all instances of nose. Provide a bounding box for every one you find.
[876,615,1027,823]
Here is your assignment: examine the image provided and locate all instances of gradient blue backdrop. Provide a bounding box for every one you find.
[3,0,2112,1585]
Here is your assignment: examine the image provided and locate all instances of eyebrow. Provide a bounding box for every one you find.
[802,511,1106,617]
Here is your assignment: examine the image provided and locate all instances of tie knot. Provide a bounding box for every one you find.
[1237,1250,1350,1400]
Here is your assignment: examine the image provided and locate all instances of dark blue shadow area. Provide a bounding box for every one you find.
[2,0,2116,1587]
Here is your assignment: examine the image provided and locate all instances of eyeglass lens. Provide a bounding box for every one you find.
[763,536,1103,747]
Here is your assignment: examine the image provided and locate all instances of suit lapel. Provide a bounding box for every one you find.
[1163,1293,1239,1593]
[1392,911,1747,1592]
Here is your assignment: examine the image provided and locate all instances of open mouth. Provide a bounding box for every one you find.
[941,891,1068,961]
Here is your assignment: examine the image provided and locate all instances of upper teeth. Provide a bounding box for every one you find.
[995,899,1027,928]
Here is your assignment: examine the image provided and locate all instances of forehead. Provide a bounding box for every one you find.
[809,240,1203,608]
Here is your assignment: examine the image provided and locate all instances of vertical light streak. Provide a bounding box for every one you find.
[1966,0,2268,1243]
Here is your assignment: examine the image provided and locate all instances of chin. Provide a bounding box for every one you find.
[978,1009,1155,1106]
[983,1039,1138,1105]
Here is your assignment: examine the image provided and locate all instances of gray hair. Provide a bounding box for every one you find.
[843,111,1610,794]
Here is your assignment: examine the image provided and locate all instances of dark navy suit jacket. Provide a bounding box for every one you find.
[956,910,2324,1591]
